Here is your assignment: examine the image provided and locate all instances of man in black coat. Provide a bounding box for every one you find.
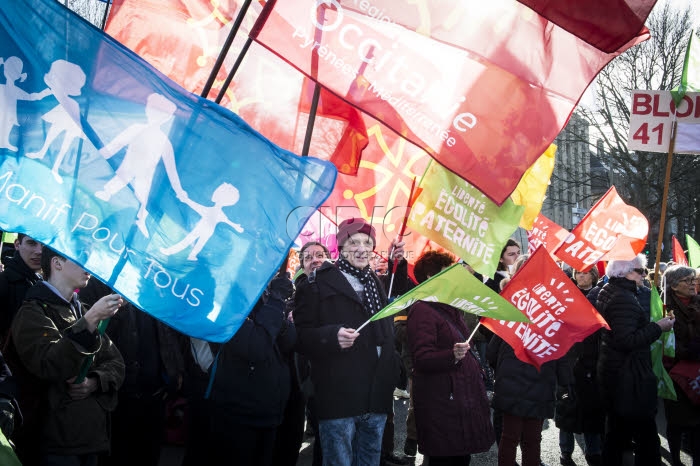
[294,218,403,466]
[0,234,43,345]
[0,233,42,465]
[204,275,297,465]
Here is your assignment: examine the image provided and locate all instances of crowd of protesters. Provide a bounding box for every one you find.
[0,228,698,466]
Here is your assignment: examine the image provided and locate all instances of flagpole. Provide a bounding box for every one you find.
[297,2,327,157]
[301,84,322,156]
[201,0,253,99]
[465,321,481,344]
[214,0,276,103]
[355,316,372,334]
[99,0,111,31]
[386,176,417,298]
[653,114,677,288]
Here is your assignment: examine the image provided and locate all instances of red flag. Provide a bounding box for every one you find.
[482,247,610,369]
[527,214,569,258]
[320,118,440,262]
[251,1,651,204]
[553,187,649,272]
[672,235,689,266]
[517,0,656,53]
[105,0,366,175]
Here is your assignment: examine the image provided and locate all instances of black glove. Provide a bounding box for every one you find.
[0,398,15,438]
[267,277,294,302]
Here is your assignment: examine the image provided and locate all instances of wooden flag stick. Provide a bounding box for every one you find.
[386,177,417,298]
[653,116,677,288]
[465,321,481,345]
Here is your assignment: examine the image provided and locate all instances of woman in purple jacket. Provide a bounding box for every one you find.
[407,251,494,465]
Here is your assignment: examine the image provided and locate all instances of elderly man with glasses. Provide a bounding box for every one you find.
[595,254,675,466]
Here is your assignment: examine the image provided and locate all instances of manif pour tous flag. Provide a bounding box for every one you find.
[105,0,367,176]
[553,186,648,272]
[527,214,569,259]
[0,0,337,342]
[407,161,524,279]
[370,264,530,325]
[252,0,651,205]
[482,246,610,369]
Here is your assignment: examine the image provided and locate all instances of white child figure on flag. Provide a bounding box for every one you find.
[26,59,87,184]
[95,93,186,238]
[0,56,51,152]
[160,182,244,261]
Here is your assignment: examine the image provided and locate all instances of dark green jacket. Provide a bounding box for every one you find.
[10,282,124,456]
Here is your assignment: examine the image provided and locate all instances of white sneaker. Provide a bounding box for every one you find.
[393,388,410,399]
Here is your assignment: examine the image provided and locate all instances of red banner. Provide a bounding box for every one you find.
[105,0,365,175]
[482,247,609,369]
[315,115,444,264]
[553,187,649,272]
[517,0,657,53]
[672,235,689,266]
[252,0,649,204]
[527,214,569,259]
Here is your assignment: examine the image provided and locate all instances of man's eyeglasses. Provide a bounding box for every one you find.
[679,277,698,285]
[632,268,647,276]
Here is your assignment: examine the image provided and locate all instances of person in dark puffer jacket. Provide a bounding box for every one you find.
[203,275,296,466]
[595,255,674,466]
[487,333,572,466]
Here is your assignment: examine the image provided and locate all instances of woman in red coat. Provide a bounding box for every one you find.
[407,251,495,465]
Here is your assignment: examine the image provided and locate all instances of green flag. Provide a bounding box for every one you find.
[369,264,530,324]
[1,232,17,244]
[0,429,21,466]
[672,34,700,105]
[407,162,524,278]
[650,285,677,400]
[687,234,700,268]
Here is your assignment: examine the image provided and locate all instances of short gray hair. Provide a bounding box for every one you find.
[606,254,647,278]
[663,264,696,291]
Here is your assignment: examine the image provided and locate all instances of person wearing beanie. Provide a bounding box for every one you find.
[294,218,408,466]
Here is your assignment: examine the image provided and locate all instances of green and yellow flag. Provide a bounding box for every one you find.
[650,285,676,400]
[686,234,700,268]
[408,162,525,278]
[369,264,530,324]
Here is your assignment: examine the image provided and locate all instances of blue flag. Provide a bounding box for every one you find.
[0,0,337,342]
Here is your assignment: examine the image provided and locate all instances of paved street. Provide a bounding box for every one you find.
[157,395,693,465]
[296,396,692,466]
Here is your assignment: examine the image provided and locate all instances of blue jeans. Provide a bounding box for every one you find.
[559,430,602,455]
[319,413,387,466]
